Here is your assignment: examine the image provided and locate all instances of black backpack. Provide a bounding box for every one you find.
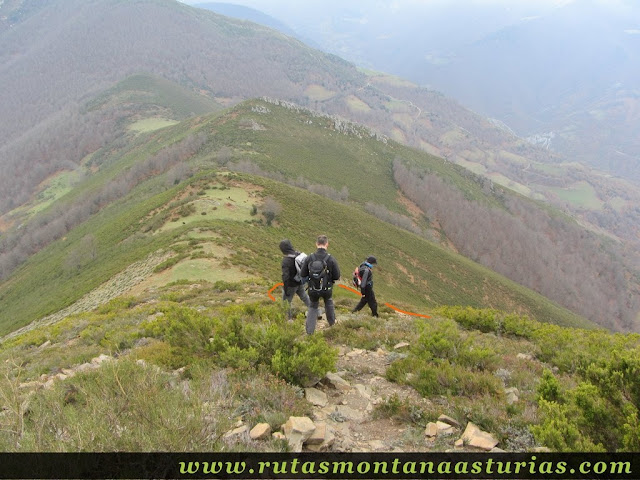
[307,253,332,292]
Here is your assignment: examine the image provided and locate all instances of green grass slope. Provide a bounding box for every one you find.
[0,172,591,336]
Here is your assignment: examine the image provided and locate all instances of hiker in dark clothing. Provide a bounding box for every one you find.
[280,239,311,320]
[300,235,340,334]
[352,256,378,317]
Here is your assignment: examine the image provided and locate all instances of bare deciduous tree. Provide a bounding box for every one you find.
[262,197,282,226]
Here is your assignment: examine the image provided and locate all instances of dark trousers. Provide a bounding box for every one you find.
[353,284,378,316]
[306,290,336,334]
[282,284,311,319]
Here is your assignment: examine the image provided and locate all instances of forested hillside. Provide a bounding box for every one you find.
[0,0,360,213]
[2,0,640,262]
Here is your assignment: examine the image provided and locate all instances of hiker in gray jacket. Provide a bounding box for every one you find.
[280,239,310,320]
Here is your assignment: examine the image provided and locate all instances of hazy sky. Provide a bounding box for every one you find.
[179,0,574,7]
[178,0,577,18]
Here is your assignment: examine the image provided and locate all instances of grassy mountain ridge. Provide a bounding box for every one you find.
[187,98,638,331]
[0,98,599,336]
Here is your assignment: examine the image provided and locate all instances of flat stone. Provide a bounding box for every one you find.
[223,425,249,441]
[283,417,316,452]
[394,342,410,350]
[334,405,365,422]
[75,363,96,373]
[305,428,335,452]
[249,423,271,440]
[460,422,499,451]
[506,391,519,404]
[436,421,454,435]
[346,348,365,357]
[91,354,112,365]
[354,384,372,400]
[305,388,328,407]
[305,422,326,445]
[324,372,351,391]
[283,417,316,438]
[424,422,438,438]
[438,414,461,428]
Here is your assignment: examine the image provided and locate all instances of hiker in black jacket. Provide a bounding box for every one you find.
[352,256,378,317]
[280,239,311,320]
[300,235,340,334]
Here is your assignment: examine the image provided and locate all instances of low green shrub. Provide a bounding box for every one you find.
[387,357,502,397]
[536,369,562,403]
[531,400,605,452]
[373,393,427,426]
[271,334,337,387]
[622,404,640,451]
[140,302,336,387]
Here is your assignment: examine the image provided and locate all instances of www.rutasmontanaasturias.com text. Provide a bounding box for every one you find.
[178,456,633,477]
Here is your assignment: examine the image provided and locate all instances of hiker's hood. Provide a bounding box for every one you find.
[279,239,296,255]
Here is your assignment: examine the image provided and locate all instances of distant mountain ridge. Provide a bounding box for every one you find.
[249,0,640,182]
[421,0,640,181]
[190,2,319,47]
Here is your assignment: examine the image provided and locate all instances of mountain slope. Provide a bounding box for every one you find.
[0,0,361,214]
[0,99,601,336]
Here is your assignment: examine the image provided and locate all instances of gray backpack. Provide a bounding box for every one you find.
[294,252,307,283]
